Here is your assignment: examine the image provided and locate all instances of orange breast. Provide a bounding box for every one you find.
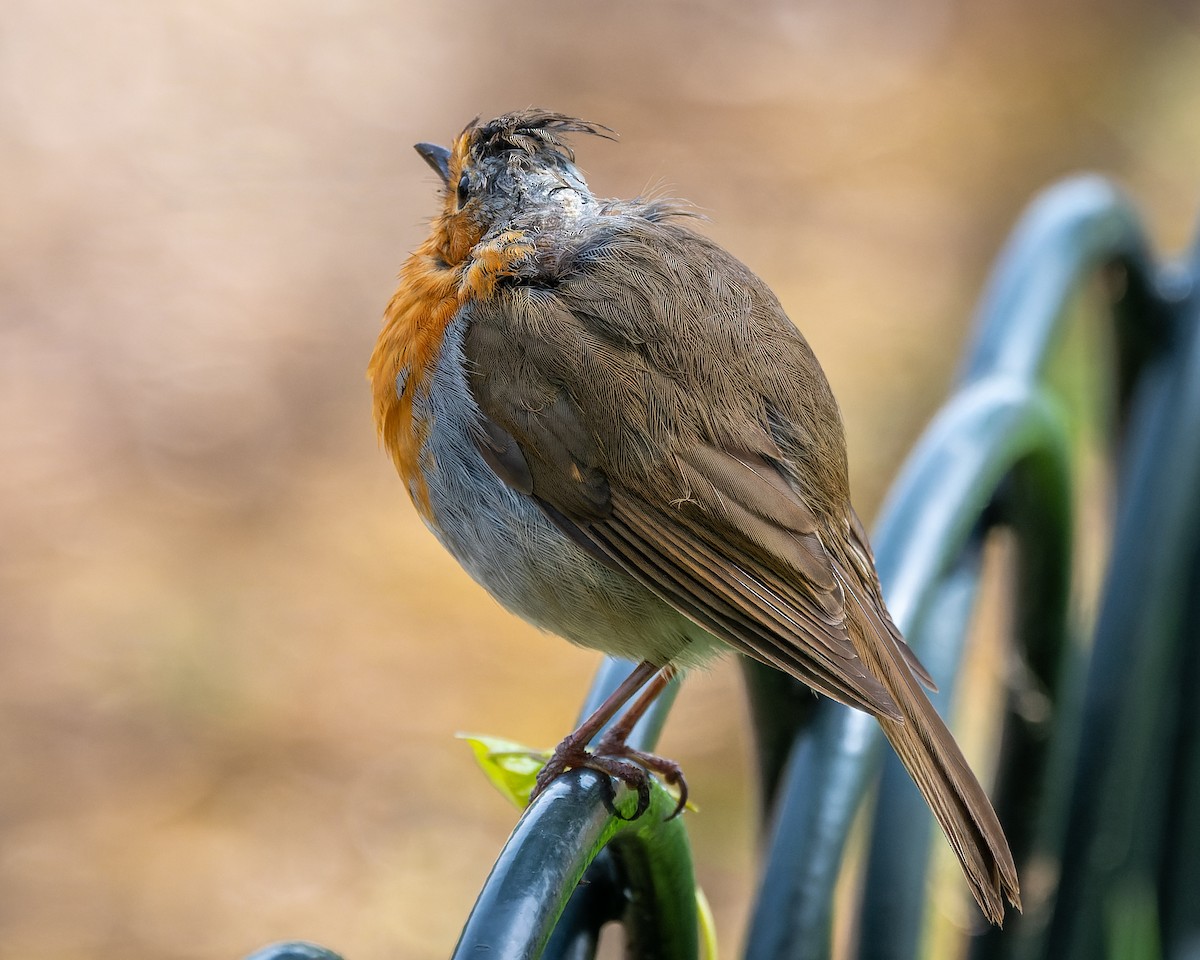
[368,226,532,520]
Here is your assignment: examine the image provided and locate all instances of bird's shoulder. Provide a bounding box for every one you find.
[465,209,848,508]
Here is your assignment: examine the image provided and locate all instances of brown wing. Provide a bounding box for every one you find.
[476,399,900,718]
[594,450,903,717]
[461,225,902,718]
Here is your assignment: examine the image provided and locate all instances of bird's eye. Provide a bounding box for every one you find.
[456,171,472,209]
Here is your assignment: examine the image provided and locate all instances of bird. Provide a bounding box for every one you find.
[368,109,1020,924]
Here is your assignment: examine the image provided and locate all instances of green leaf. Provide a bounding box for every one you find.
[696,883,719,960]
[457,733,549,809]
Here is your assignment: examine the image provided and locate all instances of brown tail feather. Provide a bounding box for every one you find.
[838,563,1021,925]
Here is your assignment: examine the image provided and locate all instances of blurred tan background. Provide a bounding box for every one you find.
[3,1,1200,957]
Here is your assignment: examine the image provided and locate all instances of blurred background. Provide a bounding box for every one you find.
[3,1,1200,957]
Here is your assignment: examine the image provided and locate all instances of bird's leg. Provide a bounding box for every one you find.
[532,662,688,821]
[532,660,659,806]
[592,665,689,819]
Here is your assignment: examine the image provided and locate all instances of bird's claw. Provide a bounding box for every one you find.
[595,733,689,819]
[529,731,689,821]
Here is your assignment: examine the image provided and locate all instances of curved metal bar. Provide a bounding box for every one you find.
[1048,248,1200,960]
[742,174,1169,960]
[1162,547,1200,959]
[243,943,346,960]
[444,661,694,959]
[451,771,623,957]
[958,174,1154,387]
[744,380,1072,960]
[860,387,1076,960]
[451,767,697,959]
[855,541,986,959]
[738,172,1148,863]
[542,849,625,960]
[870,379,1071,635]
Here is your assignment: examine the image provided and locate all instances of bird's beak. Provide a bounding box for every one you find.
[414,142,451,184]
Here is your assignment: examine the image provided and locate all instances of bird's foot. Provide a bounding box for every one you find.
[530,730,689,821]
[595,730,690,820]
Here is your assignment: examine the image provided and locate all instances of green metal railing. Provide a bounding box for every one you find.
[247,175,1200,960]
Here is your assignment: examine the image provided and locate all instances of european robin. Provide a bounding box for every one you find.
[369,110,1020,923]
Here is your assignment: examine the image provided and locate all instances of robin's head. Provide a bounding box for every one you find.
[415,110,613,265]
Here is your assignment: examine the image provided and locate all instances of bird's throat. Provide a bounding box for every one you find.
[368,227,532,519]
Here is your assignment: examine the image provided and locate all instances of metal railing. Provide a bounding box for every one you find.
[247,175,1200,960]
